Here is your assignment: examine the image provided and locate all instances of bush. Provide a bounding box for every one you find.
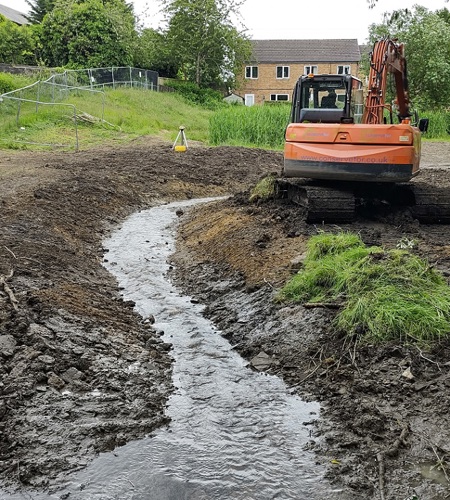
[168,80,224,110]
[0,72,36,94]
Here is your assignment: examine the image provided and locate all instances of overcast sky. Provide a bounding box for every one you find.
[3,0,448,44]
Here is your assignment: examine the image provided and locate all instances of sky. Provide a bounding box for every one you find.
[3,0,449,44]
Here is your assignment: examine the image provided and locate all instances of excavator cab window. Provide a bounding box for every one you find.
[290,75,363,124]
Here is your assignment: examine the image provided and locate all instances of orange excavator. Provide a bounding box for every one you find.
[278,38,437,223]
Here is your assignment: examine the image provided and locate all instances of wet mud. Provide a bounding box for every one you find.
[0,138,450,499]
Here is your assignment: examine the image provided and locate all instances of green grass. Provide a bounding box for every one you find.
[249,174,277,202]
[0,83,213,150]
[209,103,291,149]
[278,232,450,345]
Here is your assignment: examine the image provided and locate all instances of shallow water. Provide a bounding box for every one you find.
[1,198,345,499]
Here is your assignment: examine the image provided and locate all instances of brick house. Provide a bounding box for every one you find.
[237,39,361,106]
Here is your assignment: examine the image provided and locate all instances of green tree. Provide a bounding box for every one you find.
[25,0,56,24]
[40,0,136,68]
[161,0,252,88]
[0,15,38,65]
[133,28,178,76]
[368,6,450,109]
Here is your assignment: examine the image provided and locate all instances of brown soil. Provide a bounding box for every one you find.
[1,138,450,499]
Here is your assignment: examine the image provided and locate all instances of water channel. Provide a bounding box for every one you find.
[3,198,346,499]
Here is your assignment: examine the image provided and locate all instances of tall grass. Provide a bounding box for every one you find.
[420,109,450,139]
[209,103,291,149]
[209,104,450,149]
[278,232,450,345]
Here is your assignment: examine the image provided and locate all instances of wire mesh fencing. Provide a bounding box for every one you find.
[0,66,166,151]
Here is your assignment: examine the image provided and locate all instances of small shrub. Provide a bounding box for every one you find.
[0,72,36,94]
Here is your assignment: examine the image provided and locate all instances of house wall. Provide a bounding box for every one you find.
[237,62,359,105]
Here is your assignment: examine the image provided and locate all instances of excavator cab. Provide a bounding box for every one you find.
[290,74,364,125]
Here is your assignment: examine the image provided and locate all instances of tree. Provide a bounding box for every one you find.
[25,0,56,24]
[40,0,136,68]
[368,6,450,109]
[160,0,252,88]
[133,28,178,76]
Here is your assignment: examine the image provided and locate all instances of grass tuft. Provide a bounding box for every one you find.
[249,174,277,202]
[278,232,450,345]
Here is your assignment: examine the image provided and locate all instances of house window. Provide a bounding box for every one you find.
[270,94,289,101]
[276,66,290,79]
[337,65,351,75]
[304,65,318,75]
[245,66,258,79]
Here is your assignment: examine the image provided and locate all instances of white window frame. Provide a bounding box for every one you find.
[337,65,351,75]
[276,66,290,79]
[304,65,318,75]
[270,94,289,102]
[245,66,258,79]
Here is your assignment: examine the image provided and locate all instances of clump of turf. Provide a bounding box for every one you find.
[249,174,277,202]
[278,232,450,344]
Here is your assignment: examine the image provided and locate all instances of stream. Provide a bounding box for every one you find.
[2,198,346,499]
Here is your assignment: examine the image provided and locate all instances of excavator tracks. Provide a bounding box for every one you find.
[275,179,356,223]
[410,182,450,224]
[275,178,450,225]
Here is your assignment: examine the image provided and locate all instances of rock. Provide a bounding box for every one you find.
[27,323,54,339]
[0,335,17,357]
[402,367,414,381]
[47,372,65,390]
[250,351,273,371]
[290,253,307,271]
[37,355,55,365]
[144,314,155,324]
[61,367,84,384]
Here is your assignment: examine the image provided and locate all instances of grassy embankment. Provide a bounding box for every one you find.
[0,73,212,150]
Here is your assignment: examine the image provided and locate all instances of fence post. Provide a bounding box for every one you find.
[16,99,21,126]
[36,81,40,113]
[73,106,79,152]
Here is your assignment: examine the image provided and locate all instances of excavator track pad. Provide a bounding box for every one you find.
[275,179,356,223]
[274,177,450,225]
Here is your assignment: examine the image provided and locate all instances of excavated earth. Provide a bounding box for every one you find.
[1,137,450,499]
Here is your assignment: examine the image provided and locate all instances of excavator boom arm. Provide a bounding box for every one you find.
[363,38,412,125]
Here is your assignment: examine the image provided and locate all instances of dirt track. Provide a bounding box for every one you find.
[1,138,450,499]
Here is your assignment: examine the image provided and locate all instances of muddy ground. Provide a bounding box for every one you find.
[1,138,450,499]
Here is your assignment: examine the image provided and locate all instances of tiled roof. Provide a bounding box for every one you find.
[0,4,29,25]
[250,39,361,64]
